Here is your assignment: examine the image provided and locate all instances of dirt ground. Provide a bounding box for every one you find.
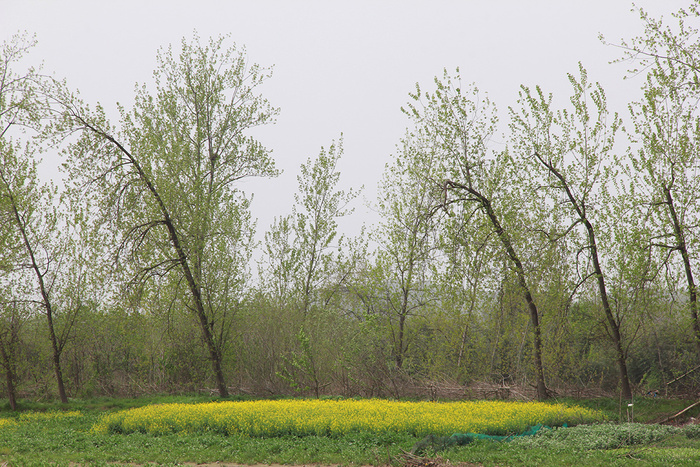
[168,461,483,467]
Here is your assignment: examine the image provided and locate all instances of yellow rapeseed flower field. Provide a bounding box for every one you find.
[92,399,602,437]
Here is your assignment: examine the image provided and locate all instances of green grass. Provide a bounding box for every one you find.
[554,395,700,423]
[0,410,410,466]
[0,395,699,466]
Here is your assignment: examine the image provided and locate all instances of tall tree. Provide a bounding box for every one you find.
[510,65,632,399]
[0,33,74,403]
[404,70,550,400]
[0,144,72,403]
[260,214,297,307]
[262,137,359,397]
[57,34,278,397]
[261,137,357,314]
[615,2,700,362]
[373,133,441,370]
[293,137,358,315]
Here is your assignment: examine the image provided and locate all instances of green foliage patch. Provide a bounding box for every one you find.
[510,423,698,450]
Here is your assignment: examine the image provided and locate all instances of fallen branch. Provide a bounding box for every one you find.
[659,399,700,425]
[667,365,700,386]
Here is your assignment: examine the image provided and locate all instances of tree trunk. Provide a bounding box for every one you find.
[6,370,16,411]
[0,345,17,411]
[526,293,549,400]
[480,192,549,400]
[664,187,700,361]
[177,267,229,397]
[535,156,633,400]
[7,195,69,403]
[396,313,406,369]
[446,180,550,400]
[52,343,68,403]
[79,123,231,398]
[586,218,633,400]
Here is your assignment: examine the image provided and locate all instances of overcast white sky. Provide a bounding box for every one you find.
[2,0,691,244]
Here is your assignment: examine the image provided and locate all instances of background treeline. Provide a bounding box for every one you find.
[2,3,700,407]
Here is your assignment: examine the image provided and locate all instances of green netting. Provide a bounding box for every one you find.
[411,423,566,455]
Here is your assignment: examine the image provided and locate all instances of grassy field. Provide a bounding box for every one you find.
[0,394,699,466]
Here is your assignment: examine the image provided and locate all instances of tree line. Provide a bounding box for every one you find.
[1,3,699,407]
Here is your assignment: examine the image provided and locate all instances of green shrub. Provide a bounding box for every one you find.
[512,423,679,450]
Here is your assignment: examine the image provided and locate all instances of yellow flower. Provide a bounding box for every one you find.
[91,399,602,437]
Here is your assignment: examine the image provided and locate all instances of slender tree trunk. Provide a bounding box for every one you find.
[5,189,69,403]
[0,344,17,411]
[446,181,550,400]
[664,187,700,361]
[525,290,548,400]
[585,219,633,400]
[51,339,68,403]
[535,155,633,400]
[78,123,230,398]
[396,313,406,369]
[457,282,480,371]
[303,249,317,315]
[457,320,469,370]
[479,190,549,400]
[28,247,69,404]
[42,285,68,403]
[165,214,229,398]
[6,369,16,411]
